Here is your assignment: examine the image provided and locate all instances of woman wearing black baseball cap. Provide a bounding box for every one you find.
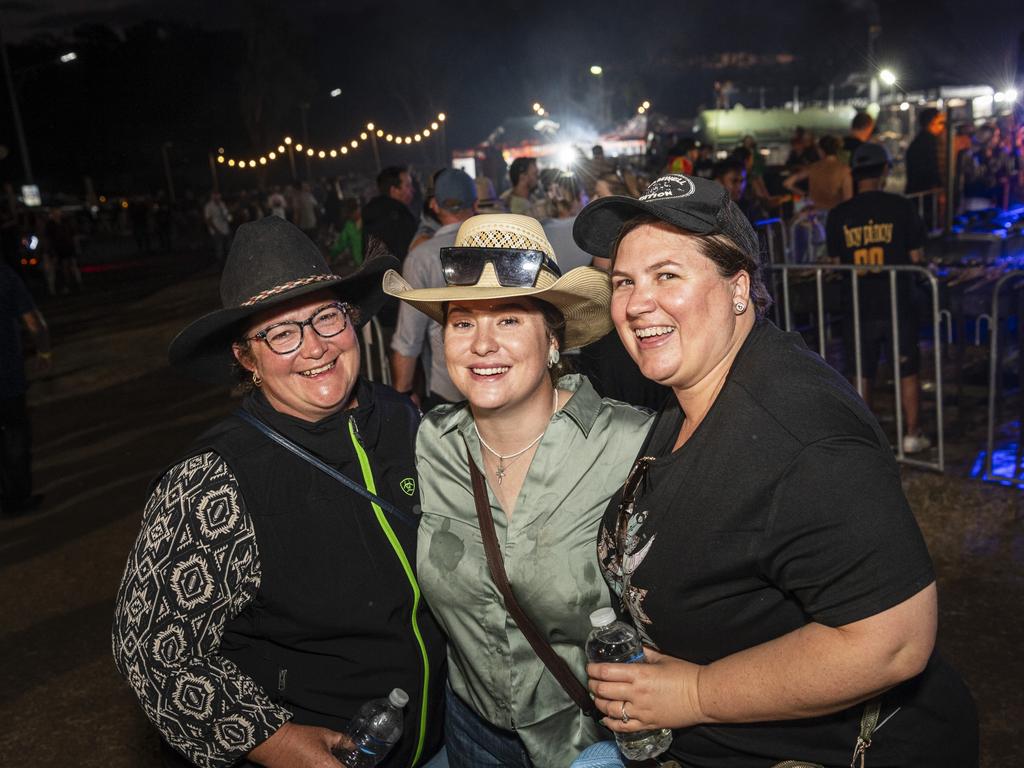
[573,174,977,766]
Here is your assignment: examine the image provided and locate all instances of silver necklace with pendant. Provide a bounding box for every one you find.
[474,389,558,485]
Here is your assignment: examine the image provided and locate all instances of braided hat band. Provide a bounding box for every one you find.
[241,274,340,307]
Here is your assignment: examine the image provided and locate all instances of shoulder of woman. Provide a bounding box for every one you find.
[597,396,657,428]
[146,450,242,513]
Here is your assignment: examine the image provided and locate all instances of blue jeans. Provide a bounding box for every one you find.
[444,685,533,768]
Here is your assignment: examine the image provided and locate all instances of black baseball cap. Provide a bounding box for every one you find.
[851,142,892,171]
[573,173,759,259]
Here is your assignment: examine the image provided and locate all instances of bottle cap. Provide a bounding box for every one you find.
[589,607,617,628]
[389,688,409,708]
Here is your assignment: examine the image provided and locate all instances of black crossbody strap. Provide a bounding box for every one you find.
[468,449,602,723]
[235,409,417,529]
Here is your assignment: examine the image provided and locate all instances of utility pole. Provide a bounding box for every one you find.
[0,25,34,184]
[161,141,176,203]
[300,102,311,181]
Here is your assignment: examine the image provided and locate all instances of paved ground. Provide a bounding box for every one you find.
[0,252,1021,767]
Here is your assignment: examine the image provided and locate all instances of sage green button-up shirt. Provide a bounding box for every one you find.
[415,375,653,768]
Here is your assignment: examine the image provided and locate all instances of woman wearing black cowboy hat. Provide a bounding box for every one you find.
[112,216,446,768]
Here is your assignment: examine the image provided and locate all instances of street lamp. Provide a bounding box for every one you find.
[879,69,896,87]
[589,64,603,76]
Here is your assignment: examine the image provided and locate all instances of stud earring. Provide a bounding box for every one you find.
[252,371,263,387]
[734,301,747,314]
[547,345,560,369]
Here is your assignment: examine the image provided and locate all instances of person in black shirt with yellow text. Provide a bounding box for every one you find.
[826,143,931,454]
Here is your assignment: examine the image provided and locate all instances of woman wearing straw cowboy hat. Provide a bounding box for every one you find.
[383,214,653,768]
[112,216,447,768]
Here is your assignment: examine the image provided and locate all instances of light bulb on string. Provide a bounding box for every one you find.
[217,156,225,164]
[330,149,337,157]
[295,143,303,151]
[318,150,326,158]
[306,148,314,156]
[284,136,292,145]
[360,132,367,140]
[269,151,277,160]
[366,122,375,130]
[350,140,358,148]
[376,129,384,137]
[430,122,438,130]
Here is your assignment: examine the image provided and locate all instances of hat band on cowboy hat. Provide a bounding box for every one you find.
[383,213,612,350]
[169,215,398,384]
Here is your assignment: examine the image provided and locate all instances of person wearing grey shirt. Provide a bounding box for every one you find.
[383,214,653,768]
[390,168,477,408]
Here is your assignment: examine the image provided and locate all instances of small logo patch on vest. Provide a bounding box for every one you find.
[400,477,416,496]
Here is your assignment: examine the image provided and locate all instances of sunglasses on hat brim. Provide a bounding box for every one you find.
[440,247,563,288]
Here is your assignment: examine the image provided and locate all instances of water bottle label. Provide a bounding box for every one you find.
[623,650,644,664]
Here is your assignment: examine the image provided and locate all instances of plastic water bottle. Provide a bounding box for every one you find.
[586,607,672,761]
[334,688,408,767]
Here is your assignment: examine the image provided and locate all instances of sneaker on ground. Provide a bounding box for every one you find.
[902,434,932,454]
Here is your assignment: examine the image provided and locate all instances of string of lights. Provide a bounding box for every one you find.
[216,112,447,169]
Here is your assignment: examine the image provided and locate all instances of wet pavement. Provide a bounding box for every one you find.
[1,252,1021,767]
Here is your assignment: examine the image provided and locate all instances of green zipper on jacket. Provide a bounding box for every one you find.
[348,417,430,768]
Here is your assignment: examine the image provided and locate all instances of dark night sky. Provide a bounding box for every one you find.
[0,0,1021,192]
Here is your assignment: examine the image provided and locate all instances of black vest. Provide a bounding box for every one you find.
[165,380,444,768]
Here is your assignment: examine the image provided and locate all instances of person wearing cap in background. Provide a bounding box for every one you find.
[570,173,976,767]
[390,168,479,410]
[112,216,447,768]
[827,142,932,455]
[384,214,652,768]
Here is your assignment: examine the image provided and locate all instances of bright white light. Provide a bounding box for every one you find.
[638,106,646,114]
[899,101,910,111]
[994,92,1005,103]
[28,235,39,250]
[590,65,603,76]
[642,100,650,109]
[60,52,77,63]
[879,69,896,86]
[558,144,576,167]
[532,102,541,111]
[330,88,342,97]
[1005,88,1018,102]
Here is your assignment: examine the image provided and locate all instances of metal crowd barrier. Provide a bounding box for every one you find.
[360,316,391,385]
[766,263,944,472]
[905,188,943,237]
[754,217,789,266]
[787,209,828,264]
[984,270,1024,484]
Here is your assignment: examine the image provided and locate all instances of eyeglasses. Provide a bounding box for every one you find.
[439,247,563,288]
[614,455,656,614]
[247,302,351,354]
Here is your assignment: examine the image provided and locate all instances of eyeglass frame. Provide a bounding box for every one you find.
[614,455,656,614]
[439,246,563,288]
[245,301,353,355]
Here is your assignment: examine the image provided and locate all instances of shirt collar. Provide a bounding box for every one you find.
[434,374,603,440]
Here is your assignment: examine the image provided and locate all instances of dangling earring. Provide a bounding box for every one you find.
[252,371,263,387]
[547,344,560,369]
[734,301,747,314]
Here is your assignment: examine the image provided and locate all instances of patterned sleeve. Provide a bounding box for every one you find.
[112,452,291,768]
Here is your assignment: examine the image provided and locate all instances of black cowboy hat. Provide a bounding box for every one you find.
[169,215,397,383]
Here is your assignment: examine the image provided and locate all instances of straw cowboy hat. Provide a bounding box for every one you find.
[382,213,611,349]
[169,215,397,383]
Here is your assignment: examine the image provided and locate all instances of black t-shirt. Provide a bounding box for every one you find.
[597,321,976,766]
[826,191,925,322]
